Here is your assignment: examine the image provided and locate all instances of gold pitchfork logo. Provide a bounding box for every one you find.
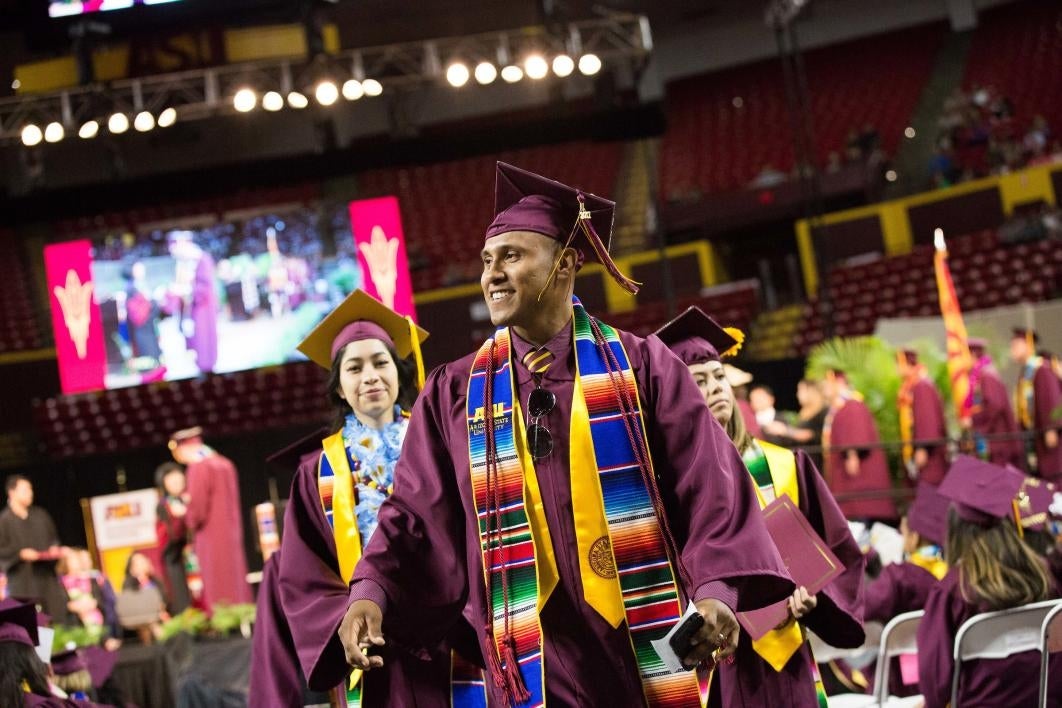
[53,269,94,359]
[358,225,400,309]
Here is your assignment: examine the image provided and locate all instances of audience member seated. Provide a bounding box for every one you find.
[57,548,120,649]
[116,552,170,645]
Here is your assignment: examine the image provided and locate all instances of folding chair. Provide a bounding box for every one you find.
[1039,602,1062,708]
[822,611,924,708]
[951,599,1062,707]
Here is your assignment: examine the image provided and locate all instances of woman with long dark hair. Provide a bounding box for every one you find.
[271,290,454,707]
[153,462,197,613]
[655,306,865,708]
[918,456,1062,707]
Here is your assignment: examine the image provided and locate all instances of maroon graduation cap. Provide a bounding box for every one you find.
[653,306,740,366]
[0,598,40,648]
[906,482,950,546]
[938,455,1024,527]
[1017,472,1059,532]
[486,162,639,293]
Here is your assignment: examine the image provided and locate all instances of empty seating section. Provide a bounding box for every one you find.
[0,231,45,353]
[33,361,329,459]
[605,281,761,338]
[660,23,945,198]
[963,2,1062,132]
[356,141,624,291]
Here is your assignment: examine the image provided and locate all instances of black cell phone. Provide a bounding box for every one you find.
[668,612,706,662]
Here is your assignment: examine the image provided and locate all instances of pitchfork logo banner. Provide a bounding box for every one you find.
[45,239,105,393]
[349,196,418,321]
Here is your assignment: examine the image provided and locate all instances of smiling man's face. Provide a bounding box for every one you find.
[480,230,561,328]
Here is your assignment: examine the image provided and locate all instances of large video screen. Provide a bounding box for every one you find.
[45,197,416,394]
[49,0,181,19]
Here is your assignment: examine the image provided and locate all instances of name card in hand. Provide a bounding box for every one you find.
[737,495,842,640]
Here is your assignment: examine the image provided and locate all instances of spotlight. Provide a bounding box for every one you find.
[885,169,898,182]
[501,65,523,83]
[578,53,602,76]
[44,122,65,143]
[262,91,284,111]
[21,124,43,147]
[732,96,745,108]
[361,79,383,97]
[157,108,177,127]
[233,88,257,113]
[552,54,575,77]
[524,55,549,80]
[78,120,100,139]
[342,80,363,100]
[315,80,339,106]
[108,112,130,134]
[904,126,916,139]
[474,62,497,85]
[134,111,155,132]
[287,91,309,109]
[446,62,470,88]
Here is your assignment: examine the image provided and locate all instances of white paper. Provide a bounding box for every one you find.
[650,601,700,673]
[35,626,55,665]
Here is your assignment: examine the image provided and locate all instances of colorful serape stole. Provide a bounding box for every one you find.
[466,296,702,706]
[746,440,829,707]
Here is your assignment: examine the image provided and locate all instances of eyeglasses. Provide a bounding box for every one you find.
[526,386,556,459]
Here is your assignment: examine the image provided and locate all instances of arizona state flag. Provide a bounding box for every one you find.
[933,228,974,423]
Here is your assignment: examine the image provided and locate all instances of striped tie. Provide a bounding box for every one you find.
[522,347,554,375]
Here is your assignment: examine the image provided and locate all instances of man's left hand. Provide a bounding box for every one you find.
[683,599,740,667]
[1046,430,1059,449]
[787,586,817,620]
[913,448,928,468]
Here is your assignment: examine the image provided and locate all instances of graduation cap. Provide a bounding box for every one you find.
[906,482,949,546]
[168,426,203,450]
[296,289,429,387]
[968,337,988,357]
[485,162,639,294]
[1011,327,1039,344]
[0,598,39,648]
[51,649,89,676]
[265,427,329,470]
[938,455,1025,527]
[898,348,919,367]
[653,306,741,366]
[1017,473,1059,532]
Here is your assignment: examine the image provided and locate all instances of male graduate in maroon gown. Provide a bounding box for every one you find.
[169,428,251,610]
[1011,328,1062,480]
[340,163,794,706]
[896,349,948,486]
[822,370,897,522]
[967,338,1024,468]
[655,307,865,708]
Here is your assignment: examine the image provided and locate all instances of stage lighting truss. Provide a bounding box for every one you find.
[0,11,650,145]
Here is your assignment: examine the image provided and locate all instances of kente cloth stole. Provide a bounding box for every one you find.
[1016,356,1042,431]
[747,440,829,707]
[466,296,702,707]
[317,434,488,708]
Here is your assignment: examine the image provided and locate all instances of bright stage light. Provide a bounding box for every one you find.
[885,169,898,182]
[552,54,575,77]
[134,111,155,132]
[287,91,309,109]
[233,88,257,113]
[446,62,470,88]
[501,65,523,83]
[79,120,100,139]
[578,53,602,76]
[342,80,364,100]
[262,92,284,111]
[361,79,383,97]
[524,55,549,80]
[157,108,177,127]
[904,126,916,139]
[474,62,497,85]
[44,122,65,143]
[315,80,339,106]
[108,112,130,134]
[21,124,43,147]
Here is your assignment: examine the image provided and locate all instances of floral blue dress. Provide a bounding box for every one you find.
[341,408,408,544]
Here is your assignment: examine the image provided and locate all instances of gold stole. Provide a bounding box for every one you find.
[750,441,806,671]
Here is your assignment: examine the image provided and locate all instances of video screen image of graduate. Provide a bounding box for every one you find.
[48,0,182,19]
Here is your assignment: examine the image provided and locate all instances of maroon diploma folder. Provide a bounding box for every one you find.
[737,495,843,640]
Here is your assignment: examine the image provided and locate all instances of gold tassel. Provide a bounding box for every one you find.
[722,327,745,358]
[407,316,425,390]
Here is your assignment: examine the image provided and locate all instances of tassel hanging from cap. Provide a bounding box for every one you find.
[406,316,425,390]
[722,327,745,358]
[576,194,641,295]
[1013,498,1024,539]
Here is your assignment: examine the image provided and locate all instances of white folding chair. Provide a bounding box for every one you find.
[873,610,924,705]
[951,599,1062,707]
[1039,602,1062,707]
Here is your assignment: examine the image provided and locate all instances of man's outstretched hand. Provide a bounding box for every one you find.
[339,599,386,670]
[682,598,740,668]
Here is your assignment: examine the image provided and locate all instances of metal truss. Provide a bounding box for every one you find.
[0,11,651,144]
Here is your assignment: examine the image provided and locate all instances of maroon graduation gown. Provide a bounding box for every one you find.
[972,367,1025,469]
[278,454,454,706]
[350,323,795,706]
[1027,363,1062,480]
[826,400,897,521]
[249,552,305,708]
[917,567,1062,708]
[185,453,251,610]
[911,379,948,486]
[715,450,865,707]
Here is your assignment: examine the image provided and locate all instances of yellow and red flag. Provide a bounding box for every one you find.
[933,228,974,424]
